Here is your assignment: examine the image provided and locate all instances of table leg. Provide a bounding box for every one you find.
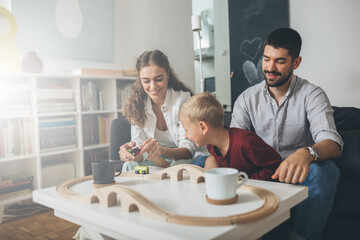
[0,204,5,224]
[76,226,115,240]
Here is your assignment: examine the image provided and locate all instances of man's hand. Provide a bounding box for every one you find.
[272,148,312,184]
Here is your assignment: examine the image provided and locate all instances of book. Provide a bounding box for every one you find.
[0,80,32,116]
[67,68,125,77]
[36,83,75,113]
[12,119,21,155]
[82,115,99,145]
[0,119,34,157]
[0,173,34,187]
[23,118,33,154]
[40,144,77,153]
[38,120,76,128]
[0,188,31,200]
[39,116,75,124]
[0,173,34,195]
[0,179,32,190]
[0,182,32,194]
[98,90,104,110]
[39,125,77,150]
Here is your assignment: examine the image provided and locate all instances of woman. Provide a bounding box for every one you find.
[119,50,202,168]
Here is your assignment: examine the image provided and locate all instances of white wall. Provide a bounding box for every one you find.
[290,0,360,107]
[192,0,231,110]
[192,0,215,93]
[213,0,231,111]
[8,0,195,91]
[114,0,195,90]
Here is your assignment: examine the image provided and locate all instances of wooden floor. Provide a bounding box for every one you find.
[0,210,80,240]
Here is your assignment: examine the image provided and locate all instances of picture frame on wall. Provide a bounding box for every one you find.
[11,0,115,62]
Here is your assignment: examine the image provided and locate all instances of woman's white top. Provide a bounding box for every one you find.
[154,128,177,148]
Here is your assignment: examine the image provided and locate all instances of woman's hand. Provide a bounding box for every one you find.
[119,141,137,162]
[140,138,162,159]
[139,138,170,167]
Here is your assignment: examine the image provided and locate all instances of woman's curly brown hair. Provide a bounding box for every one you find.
[122,50,193,128]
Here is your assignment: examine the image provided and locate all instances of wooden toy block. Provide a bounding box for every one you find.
[144,164,205,183]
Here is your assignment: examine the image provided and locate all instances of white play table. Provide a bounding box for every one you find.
[33,168,307,240]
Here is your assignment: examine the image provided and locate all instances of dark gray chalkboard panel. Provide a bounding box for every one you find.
[228,0,289,107]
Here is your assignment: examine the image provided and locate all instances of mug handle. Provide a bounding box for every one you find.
[236,171,248,189]
[110,160,122,177]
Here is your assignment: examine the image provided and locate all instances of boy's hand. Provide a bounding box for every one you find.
[204,155,219,169]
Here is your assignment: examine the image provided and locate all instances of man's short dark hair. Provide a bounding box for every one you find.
[265,28,302,61]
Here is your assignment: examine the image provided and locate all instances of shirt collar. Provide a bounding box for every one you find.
[162,88,172,110]
[287,75,298,96]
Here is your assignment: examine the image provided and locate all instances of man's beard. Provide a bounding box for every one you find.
[264,68,293,88]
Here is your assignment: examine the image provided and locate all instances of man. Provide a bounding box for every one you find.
[230,28,343,240]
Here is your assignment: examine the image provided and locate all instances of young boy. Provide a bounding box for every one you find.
[179,92,281,180]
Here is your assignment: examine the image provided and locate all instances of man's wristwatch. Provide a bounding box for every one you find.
[305,147,320,162]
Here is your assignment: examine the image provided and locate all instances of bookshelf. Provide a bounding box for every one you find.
[0,73,135,207]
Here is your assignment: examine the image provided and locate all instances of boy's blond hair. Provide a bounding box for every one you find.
[179,92,224,128]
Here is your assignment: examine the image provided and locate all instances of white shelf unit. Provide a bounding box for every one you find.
[0,74,136,203]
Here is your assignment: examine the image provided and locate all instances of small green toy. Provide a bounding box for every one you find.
[134,166,149,174]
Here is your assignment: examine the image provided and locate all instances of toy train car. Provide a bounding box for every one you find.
[134,166,149,174]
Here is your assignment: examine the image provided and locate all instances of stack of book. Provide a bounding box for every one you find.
[82,115,110,146]
[37,79,75,113]
[0,118,33,158]
[81,81,105,111]
[0,79,32,116]
[117,83,132,110]
[39,116,77,152]
[0,173,33,199]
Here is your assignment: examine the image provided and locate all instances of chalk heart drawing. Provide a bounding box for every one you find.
[243,57,263,86]
[240,37,262,61]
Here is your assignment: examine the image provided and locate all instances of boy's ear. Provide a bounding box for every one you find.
[199,121,209,135]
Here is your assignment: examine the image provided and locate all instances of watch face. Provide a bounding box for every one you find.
[306,147,319,161]
[308,147,319,160]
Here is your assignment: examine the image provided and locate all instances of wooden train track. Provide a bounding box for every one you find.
[56,164,279,226]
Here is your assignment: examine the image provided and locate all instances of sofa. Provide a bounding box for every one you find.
[110,106,360,239]
[322,106,360,240]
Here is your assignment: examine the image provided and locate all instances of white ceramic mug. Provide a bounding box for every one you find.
[205,168,248,200]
